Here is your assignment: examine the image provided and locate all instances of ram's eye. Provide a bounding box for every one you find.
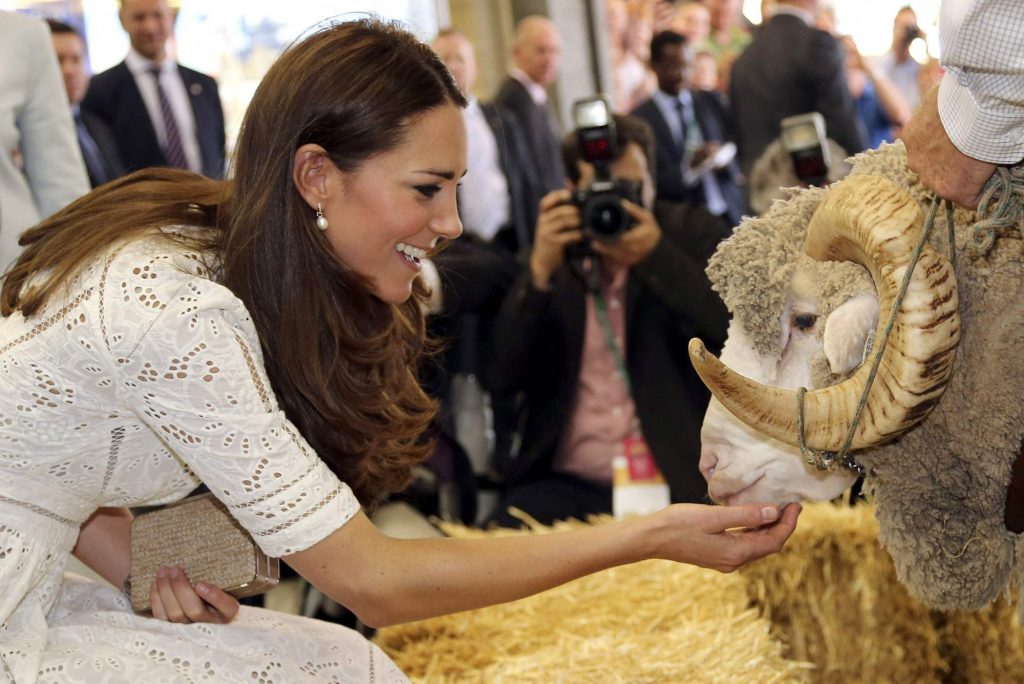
[793,313,818,331]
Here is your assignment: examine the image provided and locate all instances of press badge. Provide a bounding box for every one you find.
[612,434,671,518]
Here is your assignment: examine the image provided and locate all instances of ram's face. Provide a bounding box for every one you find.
[691,174,961,507]
[699,291,879,505]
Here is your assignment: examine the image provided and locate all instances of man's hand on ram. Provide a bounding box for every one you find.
[904,86,996,209]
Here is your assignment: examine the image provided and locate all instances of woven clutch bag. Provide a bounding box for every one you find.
[129,492,279,612]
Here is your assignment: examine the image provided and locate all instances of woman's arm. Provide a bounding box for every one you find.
[285,501,800,628]
[72,507,133,588]
[73,506,240,624]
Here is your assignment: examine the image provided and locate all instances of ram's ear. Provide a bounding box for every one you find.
[823,293,879,375]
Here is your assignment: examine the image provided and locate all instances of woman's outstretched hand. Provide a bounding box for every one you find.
[149,566,241,624]
[650,502,802,573]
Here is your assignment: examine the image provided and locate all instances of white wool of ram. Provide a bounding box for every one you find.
[690,141,1024,610]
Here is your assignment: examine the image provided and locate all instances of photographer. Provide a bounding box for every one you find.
[485,111,730,528]
[876,5,925,111]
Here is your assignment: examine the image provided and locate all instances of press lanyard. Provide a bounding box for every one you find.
[594,287,663,505]
[593,289,633,399]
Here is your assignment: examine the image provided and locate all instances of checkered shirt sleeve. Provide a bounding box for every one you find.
[937,0,1024,164]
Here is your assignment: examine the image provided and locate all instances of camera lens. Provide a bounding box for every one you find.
[585,195,630,240]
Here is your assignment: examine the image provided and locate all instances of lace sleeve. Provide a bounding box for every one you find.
[100,241,360,557]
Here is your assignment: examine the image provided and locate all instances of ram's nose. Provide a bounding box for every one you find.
[699,446,718,482]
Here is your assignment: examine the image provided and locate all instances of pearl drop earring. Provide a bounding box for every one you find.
[315,203,329,231]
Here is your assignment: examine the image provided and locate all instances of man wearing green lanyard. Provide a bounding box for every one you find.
[485,114,731,528]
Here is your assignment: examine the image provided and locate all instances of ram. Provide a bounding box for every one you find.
[689,142,1024,610]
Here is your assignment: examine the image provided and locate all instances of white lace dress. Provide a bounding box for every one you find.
[0,233,409,683]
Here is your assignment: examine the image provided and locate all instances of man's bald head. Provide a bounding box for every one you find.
[776,0,819,13]
[432,29,477,95]
[512,15,561,87]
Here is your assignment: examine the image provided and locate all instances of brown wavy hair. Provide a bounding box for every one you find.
[1,17,467,506]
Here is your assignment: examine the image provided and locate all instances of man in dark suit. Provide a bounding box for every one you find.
[478,105,545,256]
[485,114,730,527]
[431,28,539,256]
[493,15,566,245]
[420,29,538,517]
[729,0,865,175]
[82,0,225,179]
[632,30,746,227]
[47,20,125,188]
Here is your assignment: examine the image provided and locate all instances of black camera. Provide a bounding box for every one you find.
[571,179,643,241]
[570,96,640,241]
[903,25,922,44]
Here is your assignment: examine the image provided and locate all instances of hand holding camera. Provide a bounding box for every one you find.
[530,188,661,290]
[530,96,661,290]
[902,24,923,47]
[588,198,661,269]
[530,189,585,290]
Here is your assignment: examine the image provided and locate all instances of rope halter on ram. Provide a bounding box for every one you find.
[688,175,961,456]
[970,164,1024,257]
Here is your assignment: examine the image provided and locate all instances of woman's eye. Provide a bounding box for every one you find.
[793,313,818,331]
[415,185,441,198]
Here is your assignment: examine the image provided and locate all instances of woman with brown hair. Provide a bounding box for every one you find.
[0,17,798,682]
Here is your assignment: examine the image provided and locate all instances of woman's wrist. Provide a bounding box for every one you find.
[619,508,669,563]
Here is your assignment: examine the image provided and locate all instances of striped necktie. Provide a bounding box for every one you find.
[676,98,706,205]
[149,66,189,170]
[675,99,690,156]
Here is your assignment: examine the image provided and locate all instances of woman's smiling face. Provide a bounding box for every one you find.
[320,103,467,304]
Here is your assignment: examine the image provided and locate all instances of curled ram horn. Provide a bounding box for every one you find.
[689,174,961,452]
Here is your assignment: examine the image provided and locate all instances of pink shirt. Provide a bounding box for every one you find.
[553,267,638,484]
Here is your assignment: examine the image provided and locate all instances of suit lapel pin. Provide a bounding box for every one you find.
[190,83,203,96]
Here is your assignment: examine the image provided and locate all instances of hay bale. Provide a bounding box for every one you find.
[739,502,947,683]
[374,516,811,683]
[931,596,1024,684]
[740,502,1024,684]
[375,504,1023,682]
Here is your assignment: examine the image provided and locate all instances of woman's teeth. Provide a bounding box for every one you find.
[395,242,426,263]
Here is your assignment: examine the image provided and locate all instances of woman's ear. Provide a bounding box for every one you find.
[292,144,334,210]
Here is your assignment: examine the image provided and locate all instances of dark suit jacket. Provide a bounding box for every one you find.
[424,234,521,441]
[632,91,747,226]
[493,77,565,207]
[729,13,866,175]
[82,61,226,179]
[491,201,730,503]
[78,108,126,187]
[418,236,522,522]
[476,102,543,255]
